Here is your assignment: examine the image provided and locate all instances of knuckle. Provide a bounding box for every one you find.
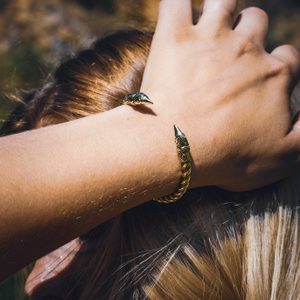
[201,27,223,40]
[212,5,234,19]
[235,35,258,56]
[272,60,293,77]
[284,44,300,60]
[173,29,193,44]
[243,6,269,20]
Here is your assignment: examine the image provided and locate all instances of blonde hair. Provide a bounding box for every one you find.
[145,203,300,300]
[2,29,300,299]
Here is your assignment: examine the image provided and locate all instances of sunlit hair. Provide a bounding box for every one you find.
[2,30,300,300]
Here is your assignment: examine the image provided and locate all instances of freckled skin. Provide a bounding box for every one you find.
[1,0,300,286]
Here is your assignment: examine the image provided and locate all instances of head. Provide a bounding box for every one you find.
[2,29,300,300]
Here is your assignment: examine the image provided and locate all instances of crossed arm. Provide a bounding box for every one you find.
[0,0,300,281]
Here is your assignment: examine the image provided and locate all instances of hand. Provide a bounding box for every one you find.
[141,0,300,191]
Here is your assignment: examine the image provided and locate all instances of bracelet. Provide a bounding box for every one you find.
[122,93,192,204]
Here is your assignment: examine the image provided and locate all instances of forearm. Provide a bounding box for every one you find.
[1,0,300,282]
[0,105,181,280]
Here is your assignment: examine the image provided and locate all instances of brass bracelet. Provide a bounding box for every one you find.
[122,93,192,204]
[153,125,192,203]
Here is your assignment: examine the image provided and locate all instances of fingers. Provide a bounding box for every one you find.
[271,45,300,79]
[199,0,237,31]
[156,0,193,32]
[234,7,269,46]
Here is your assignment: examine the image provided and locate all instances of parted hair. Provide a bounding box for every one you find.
[2,30,300,300]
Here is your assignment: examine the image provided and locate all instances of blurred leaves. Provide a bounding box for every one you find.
[0,43,50,90]
[0,0,298,104]
[0,0,299,299]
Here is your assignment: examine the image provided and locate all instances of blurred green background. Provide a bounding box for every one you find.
[0,0,299,299]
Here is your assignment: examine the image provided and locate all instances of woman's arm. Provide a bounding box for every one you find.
[0,105,183,280]
[0,0,300,280]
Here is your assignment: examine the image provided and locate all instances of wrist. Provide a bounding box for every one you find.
[137,89,215,190]
[115,104,183,201]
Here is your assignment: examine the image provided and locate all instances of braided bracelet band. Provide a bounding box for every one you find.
[122,93,192,204]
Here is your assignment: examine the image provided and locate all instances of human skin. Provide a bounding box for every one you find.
[142,0,300,191]
[0,0,300,282]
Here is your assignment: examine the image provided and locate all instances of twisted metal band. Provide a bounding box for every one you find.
[153,125,192,204]
[122,93,192,204]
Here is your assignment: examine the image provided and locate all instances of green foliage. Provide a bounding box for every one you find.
[0,0,299,298]
[0,42,52,123]
[0,274,29,300]
[0,43,51,90]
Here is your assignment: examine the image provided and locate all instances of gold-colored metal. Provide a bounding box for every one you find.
[122,93,192,204]
[153,125,192,204]
[123,92,153,106]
